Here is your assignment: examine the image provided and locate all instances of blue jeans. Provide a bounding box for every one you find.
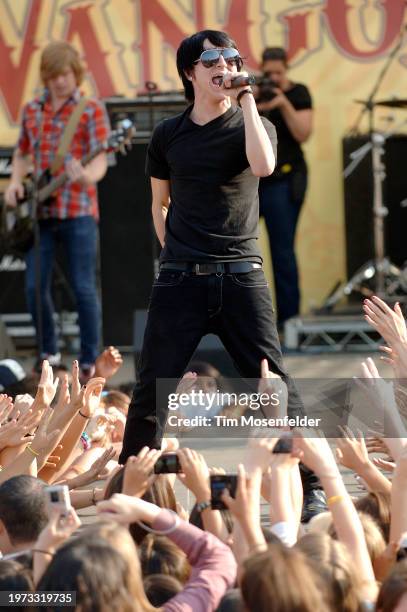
[259,172,306,325]
[25,216,100,365]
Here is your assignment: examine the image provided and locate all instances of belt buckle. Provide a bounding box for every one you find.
[195,263,212,275]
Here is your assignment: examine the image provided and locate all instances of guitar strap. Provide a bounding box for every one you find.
[50,96,88,175]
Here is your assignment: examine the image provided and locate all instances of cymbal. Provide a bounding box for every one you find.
[355,98,407,109]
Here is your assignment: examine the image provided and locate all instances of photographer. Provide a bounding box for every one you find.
[256,47,313,328]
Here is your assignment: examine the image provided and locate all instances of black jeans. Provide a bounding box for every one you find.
[119,267,304,462]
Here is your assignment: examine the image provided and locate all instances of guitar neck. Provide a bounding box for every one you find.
[38,146,104,202]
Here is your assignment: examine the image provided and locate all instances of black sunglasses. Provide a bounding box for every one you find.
[193,48,243,70]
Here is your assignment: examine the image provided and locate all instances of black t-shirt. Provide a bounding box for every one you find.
[146,105,277,263]
[260,82,312,178]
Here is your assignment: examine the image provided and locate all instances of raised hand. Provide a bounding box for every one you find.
[358,357,399,419]
[175,371,197,395]
[95,346,123,380]
[61,446,116,489]
[70,360,81,405]
[221,464,251,523]
[10,394,34,420]
[44,452,62,469]
[221,463,265,553]
[86,446,116,481]
[365,435,391,456]
[0,394,14,424]
[257,359,288,418]
[30,405,61,456]
[82,377,106,419]
[357,358,407,455]
[363,297,407,347]
[54,375,70,413]
[245,435,278,475]
[177,448,211,500]
[292,430,338,477]
[35,506,81,553]
[0,408,40,448]
[372,457,395,472]
[96,493,161,525]
[122,447,161,497]
[336,427,370,472]
[34,360,59,407]
[379,346,406,379]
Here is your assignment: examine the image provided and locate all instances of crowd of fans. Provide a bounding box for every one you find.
[0,296,406,610]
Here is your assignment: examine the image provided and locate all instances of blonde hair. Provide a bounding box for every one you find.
[297,532,363,612]
[307,511,332,534]
[241,543,329,612]
[82,522,156,612]
[354,491,391,542]
[40,41,84,85]
[328,511,386,578]
[101,390,131,415]
[85,410,114,447]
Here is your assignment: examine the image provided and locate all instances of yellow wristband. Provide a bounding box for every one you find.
[327,495,344,507]
[26,444,40,457]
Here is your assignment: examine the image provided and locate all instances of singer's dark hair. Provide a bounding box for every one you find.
[176,30,238,102]
[261,47,288,66]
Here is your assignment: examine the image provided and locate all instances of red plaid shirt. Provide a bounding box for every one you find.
[16,88,110,220]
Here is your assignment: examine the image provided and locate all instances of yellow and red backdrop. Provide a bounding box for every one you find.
[1,0,406,312]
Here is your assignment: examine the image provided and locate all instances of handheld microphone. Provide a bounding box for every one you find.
[223,74,256,88]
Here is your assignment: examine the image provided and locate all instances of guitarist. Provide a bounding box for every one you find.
[4,41,110,380]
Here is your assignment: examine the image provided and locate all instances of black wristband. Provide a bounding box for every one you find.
[237,88,253,107]
[196,500,211,513]
[32,549,54,557]
[79,410,89,419]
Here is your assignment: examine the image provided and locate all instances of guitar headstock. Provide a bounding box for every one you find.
[106,119,135,155]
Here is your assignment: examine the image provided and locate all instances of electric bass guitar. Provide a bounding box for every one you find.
[0,118,134,254]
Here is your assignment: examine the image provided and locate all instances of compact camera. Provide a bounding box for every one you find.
[44,484,72,516]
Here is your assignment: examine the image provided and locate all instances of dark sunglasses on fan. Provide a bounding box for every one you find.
[193,48,243,70]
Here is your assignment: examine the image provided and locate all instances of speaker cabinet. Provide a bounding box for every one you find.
[98,139,157,346]
[343,135,407,278]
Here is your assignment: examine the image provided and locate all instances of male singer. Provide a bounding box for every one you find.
[120,29,305,457]
[120,30,326,522]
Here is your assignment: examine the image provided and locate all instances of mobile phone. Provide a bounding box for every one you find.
[154,453,182,474]
[273,436,293,454]
[210,474,237,510]
[44,484,72,516]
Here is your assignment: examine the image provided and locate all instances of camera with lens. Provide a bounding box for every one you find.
[255,74,279,102]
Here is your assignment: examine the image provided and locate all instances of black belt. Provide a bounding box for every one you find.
[160,262,262,275]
